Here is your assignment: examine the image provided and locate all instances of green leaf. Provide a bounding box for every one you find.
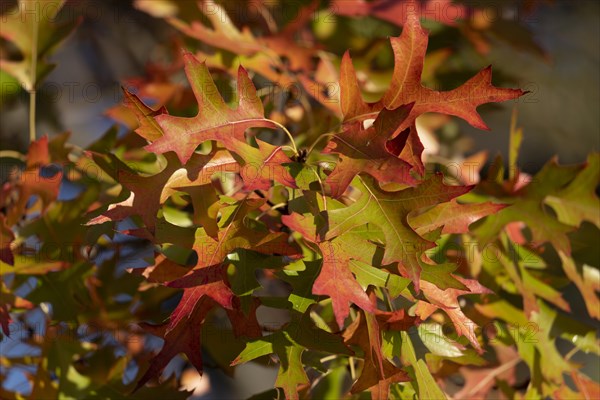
[0,0,79,90]
[545,153,600,229]
[400,332,447,399]
[350,259,411,298]
[275,343,309,400]
[234,313,351,399]
[26,261,94,321]
[474,158,583,253]
[508,108,523,181]
[322,174,470,289]
[232,338,274,365]
[417,323,465,358]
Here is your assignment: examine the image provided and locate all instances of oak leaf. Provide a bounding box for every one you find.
[283,212,375,329]
[338,10,524,130]
[321,175,471,289]
[232,313,352,400]
[144,53,287,170]
[344,309,409,399]
[409,199,506,235]
[3,136,63,226]
[416,275,492,352]
[0,0,79,90]
[134,296,215,391]
[323,104,417,198]
[162,198,299,333]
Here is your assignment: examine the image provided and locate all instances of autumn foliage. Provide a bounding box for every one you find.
[1,1,599,399]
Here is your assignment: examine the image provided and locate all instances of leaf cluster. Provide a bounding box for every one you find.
[0,2,598,400]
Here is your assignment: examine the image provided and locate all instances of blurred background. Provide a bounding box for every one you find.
[1,0,599,398]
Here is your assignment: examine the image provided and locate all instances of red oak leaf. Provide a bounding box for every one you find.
[323,104,418,198]
[163,198,299,332]
[282,213,376,329]
[120,88,169,142]
[87,152,182,230]
[234,139,297,191]
[344,309,410,399]
[315,240,377,330]
[133,52,296,190]
[454,345,518,399]
[136,265,262,391]
[134,296,216,391]
[160,147,239,237]
[225,296,262,339]
[570,371,600,400]
[376,308,419,332]
[164,1,262,56]
[386,123,426,176]
[192,198,299,270]
[145,53,281,165]
[143,254,191,283]
[3,136,63,226]
[339,9,525,130]
[160,147,239,195]
[166,265,236,326]
[88,147,242,236]
[409,199,507,235]
[416,275,492,352]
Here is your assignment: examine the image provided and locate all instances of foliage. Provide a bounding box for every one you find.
[1,1,598,399]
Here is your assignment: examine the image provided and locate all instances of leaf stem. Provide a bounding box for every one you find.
[564,346,579,362]
[281,145,297,154]
[252,189,289,215]
[383,288,396,311]
[269,120,298,155]
[306,132,337,157]
[255,202,287,220]
[29,14,39,143]
[319,355,337,363]
[0,150,27,161]
[308,165,327,212]
[349,357,356,380]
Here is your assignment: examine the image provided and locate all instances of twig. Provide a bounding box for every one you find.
[29,15,39,142]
